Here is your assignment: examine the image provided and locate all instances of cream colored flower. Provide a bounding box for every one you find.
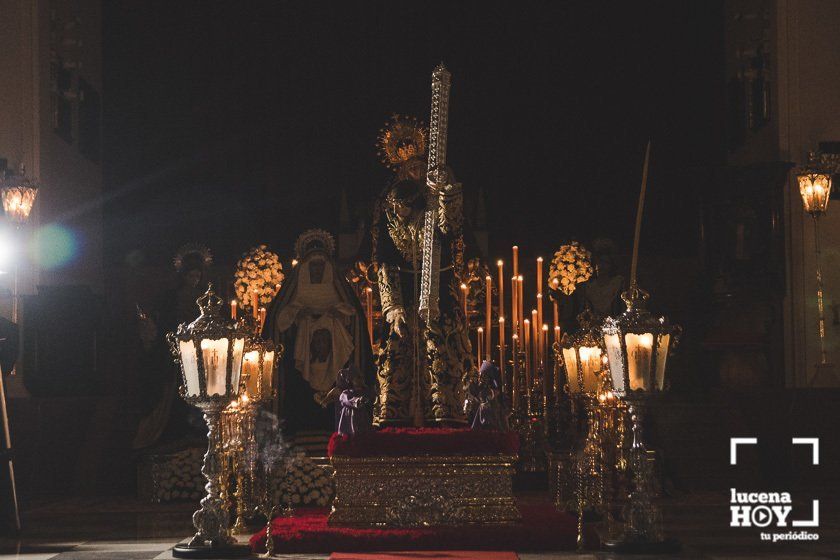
[550,241,592,296]
[233,245,284,313]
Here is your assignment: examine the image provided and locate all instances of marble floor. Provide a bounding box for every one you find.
[0,492,837,559]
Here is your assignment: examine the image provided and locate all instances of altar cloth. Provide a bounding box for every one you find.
[250,504,584,553]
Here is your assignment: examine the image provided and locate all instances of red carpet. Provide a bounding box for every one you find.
[330,552,518,560]
[250,504,587,554]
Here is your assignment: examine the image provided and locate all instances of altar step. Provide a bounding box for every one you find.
[288,429,332,464]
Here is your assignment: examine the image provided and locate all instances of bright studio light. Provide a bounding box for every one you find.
[0,227,16,274]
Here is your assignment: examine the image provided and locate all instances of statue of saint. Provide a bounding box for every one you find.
[464,360,507,431]
[370,115,474,426]
[578,238,625,319]
[133,244,213,449]
[263,229,374,435]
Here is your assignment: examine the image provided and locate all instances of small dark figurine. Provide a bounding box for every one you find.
[321,365,371,435]
[464,360,507,430]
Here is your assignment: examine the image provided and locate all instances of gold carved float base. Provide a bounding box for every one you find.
[328,455,521,527]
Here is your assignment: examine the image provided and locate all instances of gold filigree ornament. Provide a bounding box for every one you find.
[377,114,428,170]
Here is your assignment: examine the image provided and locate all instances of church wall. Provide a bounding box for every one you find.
[0,0,103,297]
[0,0,109,496]
[777,0,840,386]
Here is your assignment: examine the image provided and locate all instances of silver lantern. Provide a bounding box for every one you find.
[167,284,251,558]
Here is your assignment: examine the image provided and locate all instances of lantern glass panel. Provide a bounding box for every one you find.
[230,337,246,394]
[625,333,654,391]
[562,347,580,393]
[604,333,624,393]
[261,350,275,398]
[243,350,260,396]
[798,173,831,215]
[201,338,229,396]
[1,186,38,223]
[179,340,200,396]
[579,345,601,393]
[655,333,670,390]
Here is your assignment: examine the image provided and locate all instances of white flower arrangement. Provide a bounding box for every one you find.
[269,453,335,508]
[234,244,284,313]
[549,241,593,296]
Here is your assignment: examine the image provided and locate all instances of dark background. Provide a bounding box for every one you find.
[102,1,725,270]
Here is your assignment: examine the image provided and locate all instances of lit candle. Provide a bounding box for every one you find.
[626,333,654,390]
[497,260,505,334]
[554,325,561,345]
[251,291,259,319]
[536,257,544,340]
[201,339,227,396]
[542,324,549,395]
[553,299,559,330]
[460,283,469,319]
[523,318,531,394]
[517,275,524,334]
[485,275,492,359]
[512,245,519,279]
[365,287,374,348]
[512,333,520,411]
[258,307,266,330]
[231,299,238,320]
[579,345,602,392]
[511,275,518,336]
[243,350,260,396]
[531,309,539,369]
[477,327,484,365]
[261,350,275,398]
[499,316,506,380]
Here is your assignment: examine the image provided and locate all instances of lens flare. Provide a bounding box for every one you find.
[31,224,78,269]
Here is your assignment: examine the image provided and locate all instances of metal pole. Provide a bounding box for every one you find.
[11,224,20,377]
[0,366,21,531]
[814,215,828,365]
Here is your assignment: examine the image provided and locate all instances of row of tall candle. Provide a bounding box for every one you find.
[464,246,562,400]
[230,294,267,331]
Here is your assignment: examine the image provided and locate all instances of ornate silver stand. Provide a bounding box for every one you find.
[173,402,250,559]
[602,401,679,554]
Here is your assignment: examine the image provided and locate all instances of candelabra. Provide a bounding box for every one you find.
[508,342,542,472]
[225,336,278,534]
[167,285,251,559]
[560,310,610,550]
[596,386,629,541]
[600,285,680,554]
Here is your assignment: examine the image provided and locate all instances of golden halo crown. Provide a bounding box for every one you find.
[295,229,336,260]
[173,243,213,272]
[377,114,427,170]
